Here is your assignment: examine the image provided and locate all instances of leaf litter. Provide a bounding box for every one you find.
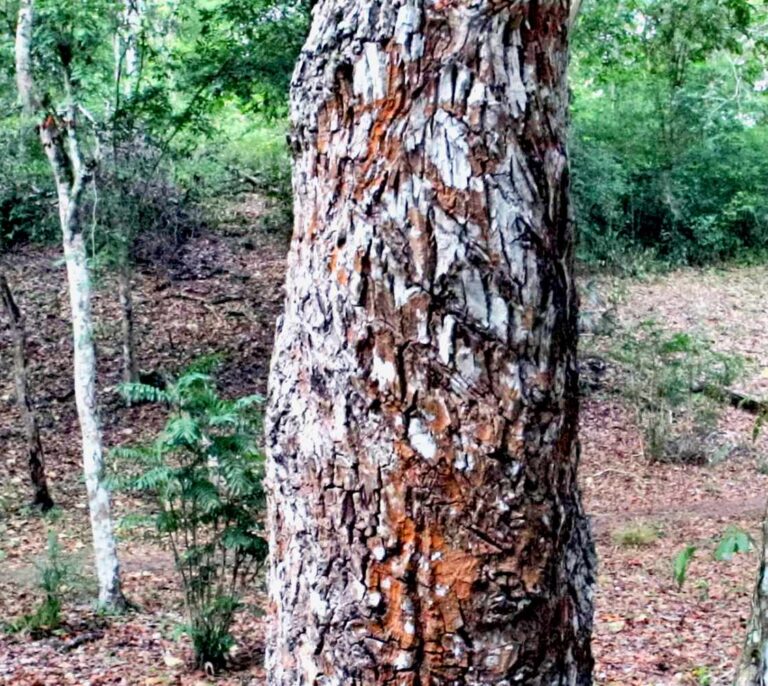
[1,222,767,684]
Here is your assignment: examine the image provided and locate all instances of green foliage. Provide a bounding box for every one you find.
[90,145,204,270]
[673,526,754,591]
[0,0,305,249]
[112,367,267,669]
[175,0,309,119]
[9,532,70,634]
[572,0,768,269]
[754,407,768,441]
[713,526,753,561]
[0,121,58,247]
[610,321,744,462]
[673,544,697,590]
[179,118,294,235]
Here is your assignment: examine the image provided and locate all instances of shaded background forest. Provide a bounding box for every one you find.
[1,0,767,270]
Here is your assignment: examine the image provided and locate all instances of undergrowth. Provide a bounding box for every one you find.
[6,532,71,635]
[111,360,268,669]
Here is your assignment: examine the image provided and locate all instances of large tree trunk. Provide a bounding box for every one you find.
[736,505,768,686]
[0,272,54,511]
[16,0,125,609]
[266,1,595,684]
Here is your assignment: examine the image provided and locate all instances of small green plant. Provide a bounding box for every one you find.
[612,523,661,548]
[672,527,754,591]
[673,545,697,590]
[714,527,753,562]
[693,579,710,601]
[112,365,268,669]
[10,532,69,634]
[691,665,712,685]
[755,409,768,442]
[610,321,744,463]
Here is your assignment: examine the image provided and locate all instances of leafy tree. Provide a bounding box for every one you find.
[572,0,768,267]
[15,0,126,608]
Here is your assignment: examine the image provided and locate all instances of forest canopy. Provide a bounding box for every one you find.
[1,0,767,270]
[572,0,768,268]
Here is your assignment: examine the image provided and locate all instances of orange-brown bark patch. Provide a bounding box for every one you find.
[434,549,480,601]
[329,247,349,285]
[306,208,320,239]
[423,395,451,434]
[395,439,416,460]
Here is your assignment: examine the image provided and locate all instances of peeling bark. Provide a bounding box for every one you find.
[0,272,54,511]
[15,0,125,609]
[736,505,768,686]
[266,0,594,684]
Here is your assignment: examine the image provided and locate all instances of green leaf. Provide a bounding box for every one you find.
[119,382,170,405]
[673,545,697,589]
[714,527,753,562]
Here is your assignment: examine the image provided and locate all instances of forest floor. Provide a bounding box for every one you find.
[1,200,767,685]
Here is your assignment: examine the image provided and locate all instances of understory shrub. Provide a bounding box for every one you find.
[180,119,294,236]
[0,125,58,248]
[571,0,768,271]
[112,366,268,669]
[609,321,744,463]
[672,526,753,590]
[8,532,70,635]
[87,139,206,272]
[572,124,768,270]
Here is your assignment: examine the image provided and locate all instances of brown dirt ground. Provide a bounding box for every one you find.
[1,216,766,685]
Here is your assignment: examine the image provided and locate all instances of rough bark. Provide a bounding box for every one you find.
[0,272,54,511]
[118,264,138,385]
[736,505,768,686]
[266,1,595,684]
[15,0,126,609]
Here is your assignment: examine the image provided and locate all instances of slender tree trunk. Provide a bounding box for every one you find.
[266,1,595,684]
[0,272,54,511]
[113,0,142,388]
[114,0,142,97]
[569,0,584,29]
[122,0,142,80]
[118,263,138,385]
[61,227,125,608]
[15,0,125,609]
[736,505,768,686]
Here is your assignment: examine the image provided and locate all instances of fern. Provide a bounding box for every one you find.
[109,364,267,669]
[119,382,171,405]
